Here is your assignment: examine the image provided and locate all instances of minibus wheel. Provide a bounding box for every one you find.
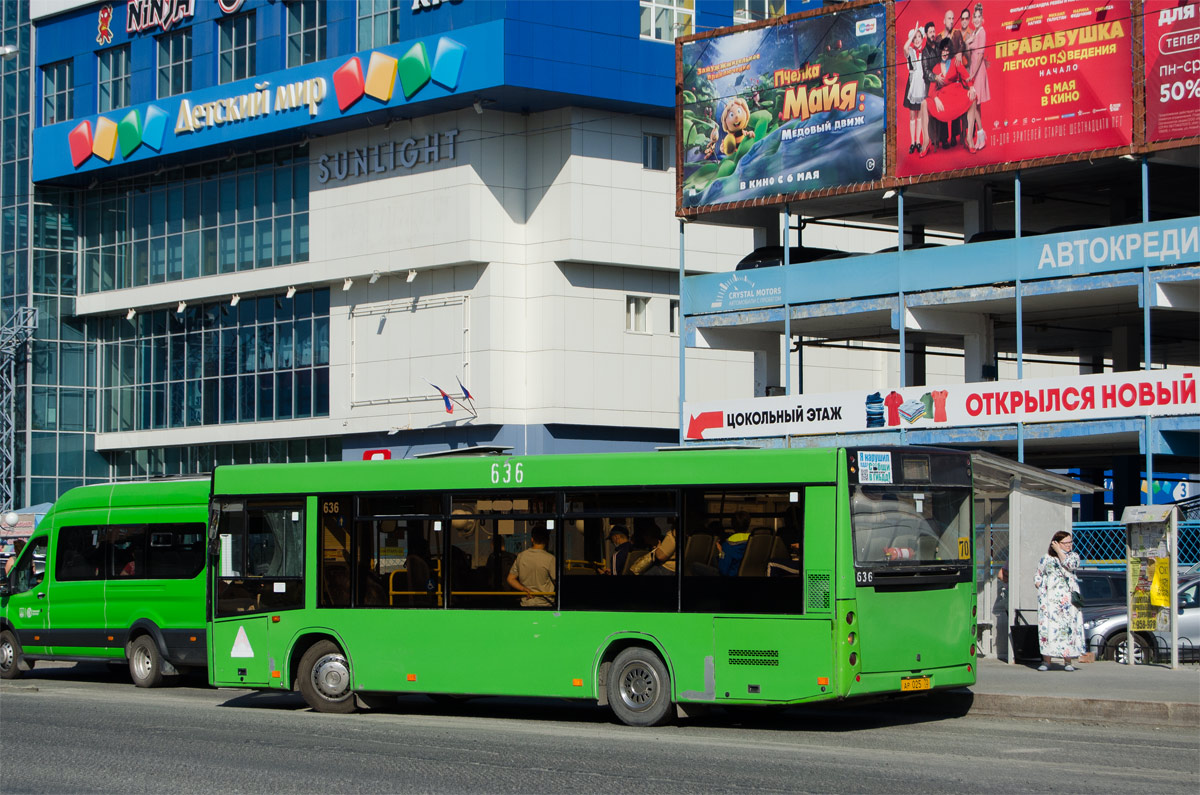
[129,635,164,688]
[298,640,356,714]
[607,646,672,727]
[0,630,24,680]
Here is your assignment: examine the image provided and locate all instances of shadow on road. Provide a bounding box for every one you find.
[213,688,976,732]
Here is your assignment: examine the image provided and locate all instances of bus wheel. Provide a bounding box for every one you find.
[129,636,164,688]
[607,647,672,727]
[298,640,356,714]
[0,630,24,680]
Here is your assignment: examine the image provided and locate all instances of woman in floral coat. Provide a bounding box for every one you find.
[1034,530,1085,670]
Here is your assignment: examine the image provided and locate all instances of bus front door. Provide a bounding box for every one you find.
[3,537,50,658]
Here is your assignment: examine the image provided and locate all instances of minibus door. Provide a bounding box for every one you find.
[3,537,50,657]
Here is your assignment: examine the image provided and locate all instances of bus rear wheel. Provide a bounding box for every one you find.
[0,630,25,680]
[298,640,356,714]
[607,647,672,727]
[129,635,164,688]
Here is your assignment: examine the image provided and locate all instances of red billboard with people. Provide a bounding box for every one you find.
[895,0,1133,177]
[1144,0,1200,142]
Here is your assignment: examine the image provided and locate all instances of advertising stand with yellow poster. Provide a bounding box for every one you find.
[1121,505,1180,669]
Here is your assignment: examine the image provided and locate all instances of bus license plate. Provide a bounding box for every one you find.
[900,676,931,692]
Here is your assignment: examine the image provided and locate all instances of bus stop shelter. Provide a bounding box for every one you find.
[971,453,1100,662]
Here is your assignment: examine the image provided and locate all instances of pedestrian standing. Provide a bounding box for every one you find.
[1034,531,1085,671]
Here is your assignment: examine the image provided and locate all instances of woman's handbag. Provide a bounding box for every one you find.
[1070,590,1085,609]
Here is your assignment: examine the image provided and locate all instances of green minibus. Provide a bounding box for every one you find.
[0,478,210,686]
[206,446,977,725]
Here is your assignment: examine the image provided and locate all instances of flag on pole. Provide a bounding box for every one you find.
[457,377,473,402]
[431,384,453,414]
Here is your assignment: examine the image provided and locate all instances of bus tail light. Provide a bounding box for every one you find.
[972,605,977,617]
[407,673,417,682]
[845,611,854,625]
[572,678,582,687]
[969,644,976,656]
[967,664,973,674]
[855,674,861,682]
[848,652,857,666]
[817,677,829,686]
[847,632,856,645]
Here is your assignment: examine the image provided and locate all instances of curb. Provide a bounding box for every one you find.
[966,692,1200,728]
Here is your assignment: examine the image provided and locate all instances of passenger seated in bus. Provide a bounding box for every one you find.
[606,525,632,575]
[630,526,676,576]
[506,525,555,607]
[631,518,660,551]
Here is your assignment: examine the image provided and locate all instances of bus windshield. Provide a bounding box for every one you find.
[851,486,971,569]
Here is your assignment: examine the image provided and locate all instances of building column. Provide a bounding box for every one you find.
[1111,456,1142,517]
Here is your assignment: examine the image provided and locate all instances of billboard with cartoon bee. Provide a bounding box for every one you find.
[678,3,886,211]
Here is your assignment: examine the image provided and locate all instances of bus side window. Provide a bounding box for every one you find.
[56,526,105,581]
[108,526,147,578]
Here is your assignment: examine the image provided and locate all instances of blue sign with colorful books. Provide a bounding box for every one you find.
[32,20,502,183]
[678,4,886,210]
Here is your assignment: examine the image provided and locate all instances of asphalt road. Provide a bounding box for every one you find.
[1,663,1195,794]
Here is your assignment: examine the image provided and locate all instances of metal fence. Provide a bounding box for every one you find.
[1073,521,1200,568]
[973,520,1200,572]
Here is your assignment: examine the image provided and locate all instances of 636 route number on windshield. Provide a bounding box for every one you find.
[490,461,524,485]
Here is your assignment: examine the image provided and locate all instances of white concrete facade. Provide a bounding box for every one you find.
[92,107,757,452]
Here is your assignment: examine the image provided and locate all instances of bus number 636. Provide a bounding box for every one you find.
[490,461,524,485]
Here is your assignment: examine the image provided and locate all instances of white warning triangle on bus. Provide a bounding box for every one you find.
[230,626,255,658]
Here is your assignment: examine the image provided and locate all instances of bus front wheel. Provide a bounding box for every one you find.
[129,635,164,688]
[298,640,356,714]
[0,630,25,680]
[607,647,672,727]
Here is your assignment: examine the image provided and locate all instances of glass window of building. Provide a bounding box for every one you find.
[157,29,192,98]
[219,12,257,84]
[640,0,693,42]
[97,45,131,113]
[670,299,680,335]
[80,145,309,293]
[733,0,786,23]
[643,133,667,170]
[287,0,327,68]
[42,59,73,125]
[626,295,650,333]
[358,0,401,49]
[100,289,330,433]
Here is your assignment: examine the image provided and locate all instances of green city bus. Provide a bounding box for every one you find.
[0,478,210,686]
[207,446,978,725]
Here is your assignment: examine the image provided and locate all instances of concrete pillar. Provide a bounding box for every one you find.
[1078,467,1107,521]
[1112,325,1141,372]
[754,337,782,397]
[962,198,982,243]
[1112,456,1142,515]
[905,336,926,386]
[964,320,996,382]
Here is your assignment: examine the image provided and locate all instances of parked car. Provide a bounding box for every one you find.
[1081,567,1200,663]
[1076,568,1126,608]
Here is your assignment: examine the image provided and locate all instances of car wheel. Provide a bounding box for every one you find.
[298,640,356,714]
[607,647,673,727]
[0,630,24,680]
[1106,631,1151,665]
